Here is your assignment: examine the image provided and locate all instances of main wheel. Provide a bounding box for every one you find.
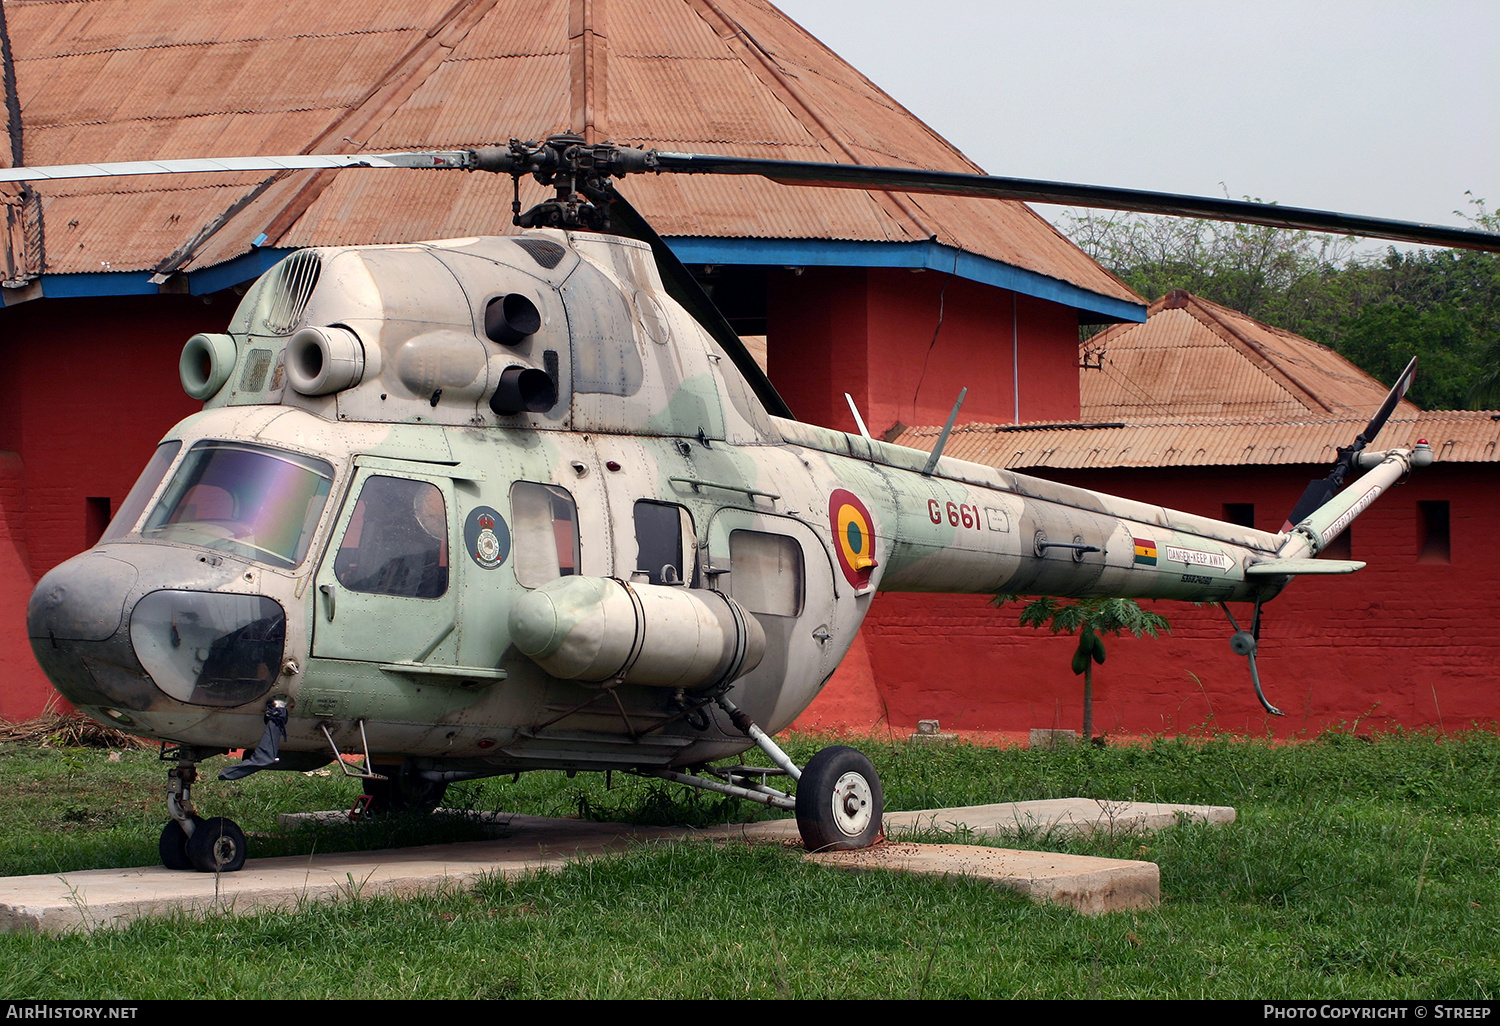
[795,745,884,852]
[363,763,448,814]
[185,816,247,873]
[158,817,201,871]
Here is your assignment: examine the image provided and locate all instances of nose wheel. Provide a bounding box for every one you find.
[160,747,249,872]
[185,817,248,873]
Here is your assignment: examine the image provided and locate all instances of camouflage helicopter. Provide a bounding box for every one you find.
[10,136,1498,874]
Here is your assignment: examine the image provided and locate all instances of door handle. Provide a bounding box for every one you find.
[319,584,335,621]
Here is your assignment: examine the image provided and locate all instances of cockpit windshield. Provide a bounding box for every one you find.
[141,441,334,569]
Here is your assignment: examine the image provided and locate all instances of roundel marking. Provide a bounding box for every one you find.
[829,489,877,587]
[464,505,511,570]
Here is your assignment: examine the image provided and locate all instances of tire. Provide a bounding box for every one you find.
[794,745,884,852]
[185,816,247,873]
[158,817,199,871]
[363,763,448,814]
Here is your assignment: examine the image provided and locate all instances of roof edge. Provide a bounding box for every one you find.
[665,236,1148,324]
[2,248,294,302]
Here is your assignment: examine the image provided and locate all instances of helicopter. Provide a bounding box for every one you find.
[11,135,1496,874]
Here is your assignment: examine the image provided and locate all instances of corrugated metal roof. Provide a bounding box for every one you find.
[888,289,1499,467]
[892,412,1500,468]
[1,0,1139,310]
[1080,290,1413,420]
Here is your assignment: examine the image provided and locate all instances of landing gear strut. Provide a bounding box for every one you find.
[647,694,885,852]
[159,746,248,872]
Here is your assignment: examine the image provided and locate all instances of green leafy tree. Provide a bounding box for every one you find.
[992,595,1170,741]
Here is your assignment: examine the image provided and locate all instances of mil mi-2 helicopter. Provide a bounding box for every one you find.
[12,135,1498,873]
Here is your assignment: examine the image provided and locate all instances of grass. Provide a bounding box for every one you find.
[1,727,1498,998]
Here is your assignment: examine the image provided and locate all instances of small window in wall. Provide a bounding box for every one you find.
[86,497,112,549]
[334,476,449,598]
[1418,500,1450,564]
[728,529,803,617]
[511,482,580,587]
[1223,503,1255,529]
[633,500,697,586]
[1321,526,1352,560]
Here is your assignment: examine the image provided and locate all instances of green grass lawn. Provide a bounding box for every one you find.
[1,729,1498,999]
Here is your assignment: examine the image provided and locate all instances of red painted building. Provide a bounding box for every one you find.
[0,0,1142,719]
[797,293,1500,738]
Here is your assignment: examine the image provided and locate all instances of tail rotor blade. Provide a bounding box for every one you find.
[1281,357,1419,531]
[1360,355,1419,447]
[1284,480,1339,531]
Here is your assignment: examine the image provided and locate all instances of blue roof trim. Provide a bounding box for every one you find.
[26,248,295,300]
[665,237,1146,323]
[23,238,1145,323]
[187,248,294,295]
[37,271,159,298]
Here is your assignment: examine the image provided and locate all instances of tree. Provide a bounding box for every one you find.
[991,595,1170,741]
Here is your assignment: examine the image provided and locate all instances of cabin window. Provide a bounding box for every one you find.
[633,501,697,586]
[511,482,580,587]
[1418,500,1450,564]
[333,476,449,598]
[727,530,803,616]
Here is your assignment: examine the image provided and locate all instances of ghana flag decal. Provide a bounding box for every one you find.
[830,489,878,588]
[1133,537,1158,566]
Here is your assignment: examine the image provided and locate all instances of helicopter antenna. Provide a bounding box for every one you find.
[922,387,968,476]
[845,393,872,440]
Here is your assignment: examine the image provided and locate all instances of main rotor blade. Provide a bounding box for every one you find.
[9,144,1496,252]
[652,153,1500,252]
[0,151,474,182]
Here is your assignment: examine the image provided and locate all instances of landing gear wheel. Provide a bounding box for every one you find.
[185,816,247,873]
[362,763,448,814]
[795,745,884,852]
[158,817,201,871]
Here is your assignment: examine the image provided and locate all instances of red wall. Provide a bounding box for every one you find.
[798,463,1500,738]
[766,267,1081,436]
[0,294,223,719]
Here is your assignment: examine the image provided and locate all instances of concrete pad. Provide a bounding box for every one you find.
[736,798,1234,842]
[0,814,680,935]
[0,799,1231,933]
[807,842,1159,915]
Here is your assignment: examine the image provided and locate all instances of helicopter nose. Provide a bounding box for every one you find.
[27,551,153,710]
[29,551,288,711]
[29,551,138,643]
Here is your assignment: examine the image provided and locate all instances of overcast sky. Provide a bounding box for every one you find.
[772,0,1498,240]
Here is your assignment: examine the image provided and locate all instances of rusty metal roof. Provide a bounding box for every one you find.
[889,289,1500,467]
[892,411,1500,468]
[1079,290,1415,421]
[0,0,1139,309]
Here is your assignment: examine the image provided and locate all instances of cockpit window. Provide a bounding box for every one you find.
[101,440,182,544]
[141,441,334,569]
